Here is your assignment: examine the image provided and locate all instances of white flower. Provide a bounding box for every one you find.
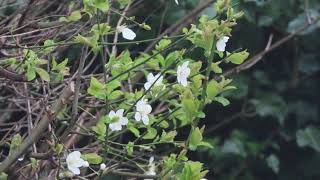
[144,73,164,90]
[216,36,229,52]
[108,109,128,131]
[144,156,156,180]
[66,151,89,175]
[135,98,152,125]
[100,163,106,170]
[175,0,179,5]
[117,25,136,40]
[177,61,190,87]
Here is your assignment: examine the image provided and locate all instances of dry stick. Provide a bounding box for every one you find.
[104,169,158,179]
[111,4,131,55]
[220,17,320,78]
[144,0,214,53]
[60,47,88,141]
[0,82,75,173]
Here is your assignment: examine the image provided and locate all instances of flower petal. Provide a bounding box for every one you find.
[116,109,124,117]
[142,114,149,125]
[180,78,188,87]
[135,112,141,121]
[144,82,151,90]
[69,166,81,175]
[119,117,128,125]
[122,27,136,40]
[108,110,116,119]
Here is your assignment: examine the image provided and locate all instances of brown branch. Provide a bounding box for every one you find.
[0,82,75,173]
[0,66,27,82]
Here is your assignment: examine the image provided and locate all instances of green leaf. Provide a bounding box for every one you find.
[206,80,219,98]
[211,62,222,73]
[109,90,123,100]
[94,0,109,13]
[35,68,50,81]
[176,161,208,180]
[92,121,106,137]
[128,125,140,137]
[214,96,230,106]
[26,66,36,81]
[156,39,171,51]
[197,141,214,149]
[296,126,320,152]
[87,77,107,100]
[266,154,280,174]
[227,50,249,64]
[55,144,64,155]
[189,127,203,151]
[126,141,134,156]
[68,10,82,22]
[91,23,111,36]
[82,153,103,164]
[9,134,22,156]
[0,172,8,180]
[143,128,157,139]
[30,158,38,168]
[160,130,177,142]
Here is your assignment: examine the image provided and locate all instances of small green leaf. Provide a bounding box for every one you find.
[68,10,82,22]
[94,0,109,13]
[55,144,64,155]
[211,62,222,73]
[126,141,134,156]
[227,50,249,65]
[35,68,50,81]
[109,90,123,100]
[189,127,203,151]
[82,153,103,164]
[206,80,219,98]
[214,96,230,106]
[0,172,8,180]
[26,66,36,81]
[87,77,107,100]
[31,158,39,168]
[143,128,157,139]
[160,130,177,142]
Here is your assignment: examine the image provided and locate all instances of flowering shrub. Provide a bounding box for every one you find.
[0,0,251,179]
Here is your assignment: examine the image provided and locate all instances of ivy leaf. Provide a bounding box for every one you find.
[82,153,103,164]
[227,50,249,65]
[296,126,320,152]
[35,68,50,82]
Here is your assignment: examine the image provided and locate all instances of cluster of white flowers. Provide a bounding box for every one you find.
[66,151,89,175]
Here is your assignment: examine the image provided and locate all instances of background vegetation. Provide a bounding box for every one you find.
[0,0,319,179]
